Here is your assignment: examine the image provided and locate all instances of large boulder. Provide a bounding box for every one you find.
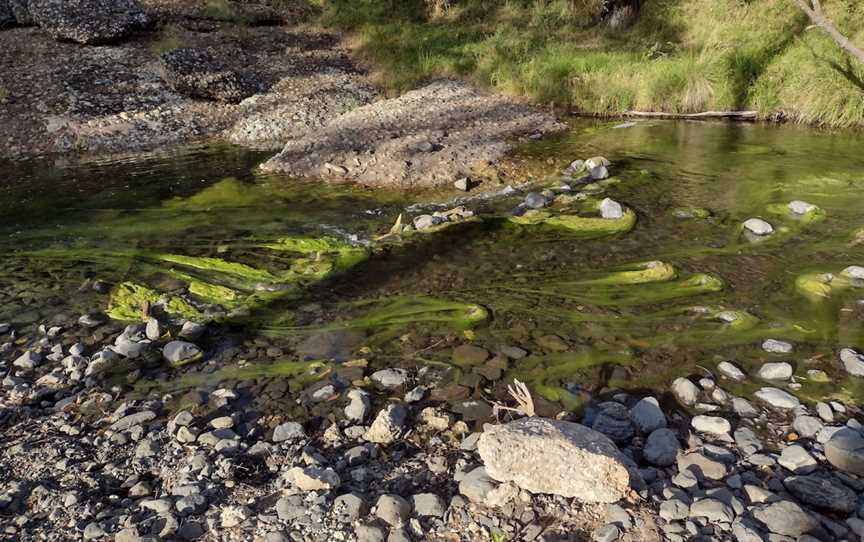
[30,0,149,44]
[158,48,264,104]
[477,417,630,502]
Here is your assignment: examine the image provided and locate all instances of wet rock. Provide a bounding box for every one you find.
[452,344,489,366]
[756,362,793,380]
[743,218,774,236]
[751,500,820,538]
[413,214,443,229]
[537,334,568,352]
[30,0,149,45]
[842,265,864,279]
[371,368,409,389]
[643,428,680,467]
[824,428,864,475]
[284,466,340,491]
[297,330,364,362]
[816,401,834,423]
[840,348,864,377]
[732,397,759,418]
[762,339,793,353]
[272,421,305,443]
[754,387,799,409]
[375,494,410,526]
[784,475,857,514]
[630,396,666,433]
[585,156,610,169]
[524,192,547,209]
[691,415,731,435]
[145,318,161,341]
[788,200,816,215]
[163,341,201,365]
[777,444,817,474]
[590,165,610,181]
[0,1,14,27]
[717,361,746,381]
[477,417,630,502]
[599,198,624,219]
[363,403,408,445]
[591,402,634,444]
[672,377,702,407]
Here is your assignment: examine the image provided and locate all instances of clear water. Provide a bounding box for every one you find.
[3,121,864,407]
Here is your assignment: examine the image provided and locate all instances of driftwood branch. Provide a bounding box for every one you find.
[625,110,758,120]
[795,0,864,65]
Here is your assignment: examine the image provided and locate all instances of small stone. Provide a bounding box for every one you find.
[643,428,680,467]
[458,466,498,503]
[451,344,489,366]
[841,265,864,279]
[145,318,161,341]
[689,498,734,522]
[333,493,368,522]
[592,524,620,542]
[778,445,817,474]
[792,415,823,439]
[762,339,793,353]
[273,422,305,442]
[110,411,156,432]
[375,494,410,526]
[411,493,445,518]
[371,368,409,389]
[524,192,547,209]
[691,415,731,435]
[660,499,690,521]
[743,218,773,236]
[163,341,201,365]
[284,467,341,491]
[678,452,727,480]
[788,200,816,215]
[754,387,799,409]
[840,348,864,376]
[756,362,793,380]
[363,403,408,445]
[731,397,759,418]
[355,524,386,542]
[454,177,470,191]
[591,402,634,444]
[210,416,234,430]
[672,377,700,406]
[599,198,624,219]
[816,401,834,423]
[717,361,746,381]
[345,389,371,422]
[630,397,666,434]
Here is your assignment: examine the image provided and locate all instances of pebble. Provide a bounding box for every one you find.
[742,218,774,236]
[345,389,372,422]
[363,403,408,444]
[717,361,746,381]
[762,339,793,353]
[591,524,620,542]
[756,362,793,380]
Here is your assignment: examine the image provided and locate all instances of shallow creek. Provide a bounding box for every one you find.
[2,119,863,411]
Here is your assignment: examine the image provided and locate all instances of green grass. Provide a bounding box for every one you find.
[313,0,864,127]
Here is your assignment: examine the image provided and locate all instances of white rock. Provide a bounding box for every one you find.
[788,201,816,215]
[757,362,793,380]
[477,417,630,502]
[717,361,746,381]
[585,156,610,170]
[841,266,864,280]
[284,467,340,491]
[691,415,732,435]
[672,377,700,407]
[840,348,864,376]
[762,339,793,354]
[754,387,800,409]
[599,198,624,219]
[743,218,774,236]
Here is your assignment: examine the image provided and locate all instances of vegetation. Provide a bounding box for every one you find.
[311,0,864,127]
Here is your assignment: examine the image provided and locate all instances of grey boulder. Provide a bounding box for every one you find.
[477,417,630,502]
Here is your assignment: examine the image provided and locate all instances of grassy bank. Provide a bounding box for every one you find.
[310,0,864,128]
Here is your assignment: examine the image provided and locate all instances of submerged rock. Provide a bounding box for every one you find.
[788,200,816,215]
[30,0,149,44]
[756,362,793,380]
[599,198,624,219]
[762,339,793,353]
[742,218,774,236]
[477,417,630,502]
[841,265,864,280]
[754,387,799,409]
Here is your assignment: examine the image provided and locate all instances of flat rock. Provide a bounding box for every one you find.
[784,475,857,514]
[678,452,727,480]
[762,339,793,353]
[754,387,799,409]
[751,500,820,538]
[458,466,497,503]
[30,0,149,44]
[689,498,734,522]
[370,368,409,389]
[477,417,630,502]
[691,415,731,435]
[297,330,365,362]
[777,444,817,474]
[451,344,489,366]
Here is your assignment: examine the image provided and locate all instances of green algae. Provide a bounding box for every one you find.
[794,270,863,302]
[571,261,676,285]
[765,203,826,226]
[154,254,280,285]
[107,281,205,322]
[509,207,636,238]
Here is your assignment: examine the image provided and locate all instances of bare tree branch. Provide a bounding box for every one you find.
[795,0,864,65]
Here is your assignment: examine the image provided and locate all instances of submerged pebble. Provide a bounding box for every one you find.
[742,218,774,236]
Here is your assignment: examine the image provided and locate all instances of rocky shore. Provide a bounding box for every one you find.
[0,0,562,189]
[3,308,864,542]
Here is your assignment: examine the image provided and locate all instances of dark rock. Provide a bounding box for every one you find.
[643,428,680,466]
[158,47,265,104]
[591,402,634,444]
[0,1,14,27]
[296,329,365,362]
[30,0,149,44]
[784,475,858,514]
